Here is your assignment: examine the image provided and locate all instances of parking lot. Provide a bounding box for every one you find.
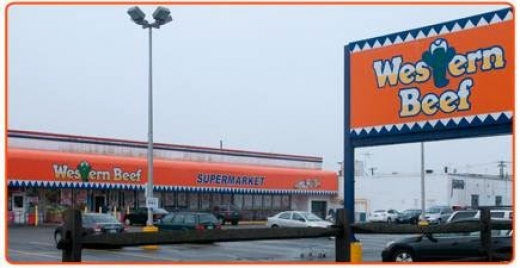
[6,225,404,263]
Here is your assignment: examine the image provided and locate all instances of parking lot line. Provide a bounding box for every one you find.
[28,241,55,246]
[83,248,181,262]
[8,249,61,260]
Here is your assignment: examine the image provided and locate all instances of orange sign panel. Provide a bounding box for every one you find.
[349,8,514,134]
[7,149,337,192]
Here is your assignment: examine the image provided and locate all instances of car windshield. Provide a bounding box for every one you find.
[301,212,323,221]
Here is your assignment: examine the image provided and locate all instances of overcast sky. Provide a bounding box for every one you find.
[5,3,513,175]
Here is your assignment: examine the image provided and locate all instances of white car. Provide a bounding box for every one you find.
[446,209,513,223]
[267,211,333,228]
[367,209,399,223]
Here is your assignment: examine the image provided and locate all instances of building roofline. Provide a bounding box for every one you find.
[7,129,323,163]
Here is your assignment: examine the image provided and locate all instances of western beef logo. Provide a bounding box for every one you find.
[53,161,142,182]
[372,38,506,118]
[294,178,321,189]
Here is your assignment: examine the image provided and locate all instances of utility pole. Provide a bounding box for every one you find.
[362,152,372,176]
[497,161,506,178]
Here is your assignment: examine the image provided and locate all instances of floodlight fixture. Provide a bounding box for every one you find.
[127,6,147,25]
[152,7,171,22]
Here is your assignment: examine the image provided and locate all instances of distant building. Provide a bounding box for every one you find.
[336,170,513,222]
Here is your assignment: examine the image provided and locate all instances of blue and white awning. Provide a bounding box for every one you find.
[7,180,337,195]
[350,112,513,138]
[349,8,513,53]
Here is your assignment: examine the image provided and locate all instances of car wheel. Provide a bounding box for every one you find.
[271,224,279,228]
[125,218,131,226]
[392,249,414,262]
[54,231,62,245]
[231,220,238,226]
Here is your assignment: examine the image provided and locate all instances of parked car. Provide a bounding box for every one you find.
[367,209,400,223]
[212,204,241,225]
[54,213,125,246]
[420,205,453,224]
[123,207,169,225]
[381,218,512,262]
[155,212,221,230]
[446,209,513,223]
[267,211,333,228]
[396,209,423,224]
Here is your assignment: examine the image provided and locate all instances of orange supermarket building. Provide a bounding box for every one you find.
[6,130,338,224]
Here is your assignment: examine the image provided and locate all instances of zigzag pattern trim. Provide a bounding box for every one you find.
[7,180,336,195]
[349,8,513,53]
[350,112,513,138]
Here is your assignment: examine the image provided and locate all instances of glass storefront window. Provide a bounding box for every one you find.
[244,195,253,209]
[124,191,134,208]
[189,193,199,210]
[178,192,187,208]
[221,194,231,205]
[74,189,88,210]
[212,193,222,206]
[254,195,263,208]
[233,194,243,208]
[164,191,175,206]
[200,194,210,210]
[273,195,281,208]
[60,189,72,206]
[263,195,272,209]
[282,195,290,209]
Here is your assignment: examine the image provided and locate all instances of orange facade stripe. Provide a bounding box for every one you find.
[7,149,338,191]
[351,19,514,128]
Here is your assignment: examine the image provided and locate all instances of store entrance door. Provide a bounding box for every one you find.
[311,200,327,220]
[12,193,26,223]
[94,196,106,213]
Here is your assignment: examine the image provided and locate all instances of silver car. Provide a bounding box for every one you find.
[267,211,333,228]
[420,205,453,224]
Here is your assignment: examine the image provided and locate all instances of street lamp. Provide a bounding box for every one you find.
[127,6,172,227]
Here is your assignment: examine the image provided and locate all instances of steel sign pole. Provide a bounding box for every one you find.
[421,142,425,217]
[344,46,356,246]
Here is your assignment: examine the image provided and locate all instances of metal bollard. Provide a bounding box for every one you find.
[350,242,363,262]
[35,205,39,227]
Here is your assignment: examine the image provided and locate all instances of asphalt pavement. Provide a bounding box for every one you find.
[6,224,404,263]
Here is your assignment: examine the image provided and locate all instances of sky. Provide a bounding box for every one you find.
[4,2,514,177]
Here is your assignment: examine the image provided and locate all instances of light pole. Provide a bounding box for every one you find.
[127,6,172,227]
[420,142,426,221]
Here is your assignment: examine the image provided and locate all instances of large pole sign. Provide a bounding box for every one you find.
[344,7,514,243]
[348,8,513,145]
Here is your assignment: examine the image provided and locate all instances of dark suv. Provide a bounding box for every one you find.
[212,204,241,225]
